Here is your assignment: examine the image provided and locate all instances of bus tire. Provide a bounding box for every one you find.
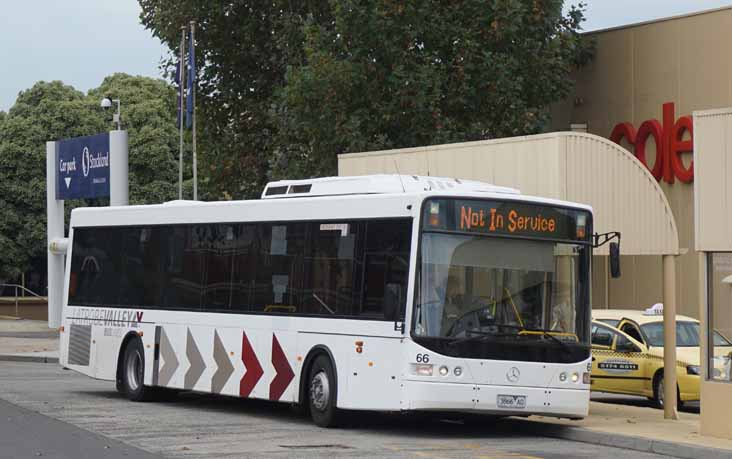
[308,355,340,427]
[121,338,155,402]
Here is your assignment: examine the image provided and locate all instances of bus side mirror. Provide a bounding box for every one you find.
[609,242,621,278]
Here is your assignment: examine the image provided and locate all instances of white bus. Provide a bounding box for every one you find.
[60,175,594,426]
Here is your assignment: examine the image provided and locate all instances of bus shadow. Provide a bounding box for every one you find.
[72,388,538,438]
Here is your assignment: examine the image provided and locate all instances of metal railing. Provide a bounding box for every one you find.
[0,284,45,318]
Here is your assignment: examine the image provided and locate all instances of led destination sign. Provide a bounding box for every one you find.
[423,198,591,242]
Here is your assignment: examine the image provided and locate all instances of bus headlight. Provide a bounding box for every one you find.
[439,366,449,376]
[454,366,463,377]
[571,372,579,383]
[414,364,433,376]
[583,372,591,384]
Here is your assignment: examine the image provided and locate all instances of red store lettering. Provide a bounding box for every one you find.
[609,102,694,184]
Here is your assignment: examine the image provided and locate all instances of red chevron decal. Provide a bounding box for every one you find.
[269,334,294,401]
[240,332,263,398]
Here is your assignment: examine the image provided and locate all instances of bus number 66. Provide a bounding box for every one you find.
[416,353,430,363]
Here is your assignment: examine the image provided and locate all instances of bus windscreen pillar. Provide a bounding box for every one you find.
[47,131,128,328]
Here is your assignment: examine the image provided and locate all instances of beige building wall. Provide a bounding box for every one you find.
[693,107,732,440]
[551,7,732,318]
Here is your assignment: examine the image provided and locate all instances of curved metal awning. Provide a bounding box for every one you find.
[338,132,679,256]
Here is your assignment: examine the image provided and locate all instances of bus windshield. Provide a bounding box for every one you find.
[412,199,591,363]
[415,234,588,341]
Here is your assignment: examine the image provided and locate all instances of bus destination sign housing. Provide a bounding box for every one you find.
[423,198,591,243]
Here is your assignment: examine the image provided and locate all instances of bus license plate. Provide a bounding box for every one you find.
[497,394,526,409]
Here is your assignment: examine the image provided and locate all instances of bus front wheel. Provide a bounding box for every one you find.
[308,355,340,427]
[121,338,155,402]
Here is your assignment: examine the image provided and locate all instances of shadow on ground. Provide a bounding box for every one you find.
[73,387,546,439]
[591,392,700,414]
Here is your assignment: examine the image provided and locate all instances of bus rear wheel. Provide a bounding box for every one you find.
[308,355,340,427]
[121,338,155,402]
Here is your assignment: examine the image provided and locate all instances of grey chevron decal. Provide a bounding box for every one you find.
[211,330,234,393]
[158,327,179,386]
[185,328,205,389]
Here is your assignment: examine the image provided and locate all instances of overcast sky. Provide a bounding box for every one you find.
[2,1,732,111]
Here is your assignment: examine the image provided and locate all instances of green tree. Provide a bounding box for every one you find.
[138,0,333,199]
[0,75,181,281]
[88,73,181,204]
[273,0,592,178]
[139,0,590,195]
[0,81,100,280]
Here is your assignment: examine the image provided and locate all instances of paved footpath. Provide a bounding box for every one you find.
[0,361,677,459]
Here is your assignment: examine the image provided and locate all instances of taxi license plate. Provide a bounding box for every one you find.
[497,394,526,409]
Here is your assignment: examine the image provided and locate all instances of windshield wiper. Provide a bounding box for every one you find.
[522,328,573,353]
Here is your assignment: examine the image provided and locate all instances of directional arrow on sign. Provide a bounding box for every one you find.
[270,333,294,401]
[184,328,205,389]
[240,332,263,398]
[211,330,233,394]
[64,177,71,189]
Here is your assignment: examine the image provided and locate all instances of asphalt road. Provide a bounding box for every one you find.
[0,361,677,459]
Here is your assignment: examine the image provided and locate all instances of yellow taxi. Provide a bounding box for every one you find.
[590,305,732,407]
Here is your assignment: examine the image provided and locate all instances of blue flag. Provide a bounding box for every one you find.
[186,29,195,129]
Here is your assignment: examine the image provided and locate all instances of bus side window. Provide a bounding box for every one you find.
[360,220,412,320]
[70,227,122,307]
[302,221,359,316]
[230,224,258,312]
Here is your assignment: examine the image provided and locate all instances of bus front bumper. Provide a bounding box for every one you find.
[403,380,590,419]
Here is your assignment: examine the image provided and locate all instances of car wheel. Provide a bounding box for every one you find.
[308,355,340,427]
[121,338,155,402]
[653,374,681,409]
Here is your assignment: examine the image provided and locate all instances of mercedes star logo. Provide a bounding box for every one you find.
[507,367,520,383]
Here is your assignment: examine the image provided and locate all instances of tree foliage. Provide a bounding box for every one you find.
[139,0,591,196]
[0,75,181,281]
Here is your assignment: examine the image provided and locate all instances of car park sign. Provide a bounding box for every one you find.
[56,133,110,200]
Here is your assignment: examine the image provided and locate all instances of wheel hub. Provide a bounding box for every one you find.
[126,350,142,391]
[310,371,330,412]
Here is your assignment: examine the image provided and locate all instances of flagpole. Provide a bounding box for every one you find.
[178,27,186,200]
[190,20,198,201]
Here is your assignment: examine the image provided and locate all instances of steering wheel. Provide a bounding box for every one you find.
[445,303,495,337]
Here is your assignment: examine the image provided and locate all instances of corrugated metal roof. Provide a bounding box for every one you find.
[338,132,679,256]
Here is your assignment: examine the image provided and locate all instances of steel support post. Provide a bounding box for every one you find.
[663,254,679,420]
[46,141,64,329]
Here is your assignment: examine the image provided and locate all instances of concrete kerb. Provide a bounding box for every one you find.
[0,354,59,364]
[514,418,732,459]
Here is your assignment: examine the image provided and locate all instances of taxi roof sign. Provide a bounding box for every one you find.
[643,303,664,316]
